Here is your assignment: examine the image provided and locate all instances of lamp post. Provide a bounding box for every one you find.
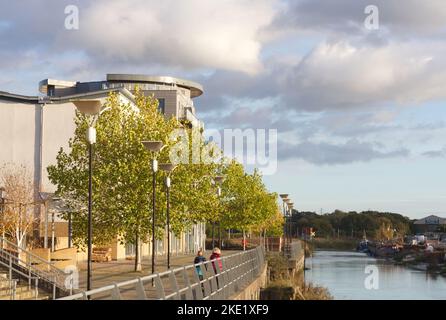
[142,141,164,275]
[73,99,108,291]
[213,176,224,249]
[68,211,72,248]
[279,194,288,247]
[283,198,290,243]
[159,163,176,270]
[0,187,6,247]
[288,202,294,243]
[280,194,291,245]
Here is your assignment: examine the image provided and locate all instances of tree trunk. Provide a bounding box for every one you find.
[243,230,246,251]
[134,231,142,272]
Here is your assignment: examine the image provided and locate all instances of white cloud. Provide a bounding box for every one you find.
[65,0,278,74]
[277,0,446,38]
[281,41,446,110]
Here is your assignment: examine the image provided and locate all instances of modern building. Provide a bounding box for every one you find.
[0,74,206,261]
[413,215,446,234]
[38,74,204,128]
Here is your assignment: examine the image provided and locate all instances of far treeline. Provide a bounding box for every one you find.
[290,210,415,240]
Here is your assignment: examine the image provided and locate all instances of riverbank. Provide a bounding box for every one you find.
[261,252,332,300]
[392,250,446,275]
[310,238,358,251]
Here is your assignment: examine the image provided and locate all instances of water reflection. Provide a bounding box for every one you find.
[305,251,446,300]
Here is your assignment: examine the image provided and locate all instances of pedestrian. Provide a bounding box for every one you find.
[210,247,223,273]
[210,247,223,289]
[194,249,206,281]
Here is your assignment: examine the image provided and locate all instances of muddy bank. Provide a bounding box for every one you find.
[260,252,332,300]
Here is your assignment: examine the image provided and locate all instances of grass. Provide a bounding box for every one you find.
[299,283,333,300]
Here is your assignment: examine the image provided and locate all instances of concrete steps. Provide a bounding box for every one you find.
[0,283,50,300]
[0,270,50,300]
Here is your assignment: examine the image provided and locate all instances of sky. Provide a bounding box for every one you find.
[1,0,446,219]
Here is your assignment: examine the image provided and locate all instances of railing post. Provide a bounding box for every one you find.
[192,265,204,300]
[52,276,56,300]
[9,255,12,281]
[154,274,166,300]
[28,252,32,289]
[111,283,122,300]
[35,278,39,300]
[12,280,16,300]
[69,270,74,295]
[201,262,212,299]
[168,270,180,300]
[135,278,147,300]
[181,266,193,300]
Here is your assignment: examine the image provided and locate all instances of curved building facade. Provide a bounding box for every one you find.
[39,74,204,128]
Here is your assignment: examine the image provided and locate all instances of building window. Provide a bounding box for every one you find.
[125,243,135,257]
[158,98,165,114]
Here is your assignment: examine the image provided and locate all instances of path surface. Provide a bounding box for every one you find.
[76,250,239,298]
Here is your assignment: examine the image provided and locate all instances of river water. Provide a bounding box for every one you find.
[305,250,446,300]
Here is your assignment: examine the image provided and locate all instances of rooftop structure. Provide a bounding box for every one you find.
[38,74,204,128]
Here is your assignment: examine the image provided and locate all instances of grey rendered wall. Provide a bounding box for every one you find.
[41,102,77,192]
[0,100,38,182]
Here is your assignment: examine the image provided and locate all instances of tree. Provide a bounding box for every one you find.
[0,164,37,250]
[48,91,179,271]
[48,92,227,271]
[219,162,281,248]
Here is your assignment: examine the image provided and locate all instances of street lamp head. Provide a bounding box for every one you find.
[73,100,103,115]
[141,141,164,152]
[166,176,171,188]
[279,194,289,199]
[283,198,291,203]
[152,159,158,173]
[214,175,225,185]
[159,163,176,173]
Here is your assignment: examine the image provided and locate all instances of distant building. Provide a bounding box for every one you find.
[0,74,206,261]
[413,215,446,234]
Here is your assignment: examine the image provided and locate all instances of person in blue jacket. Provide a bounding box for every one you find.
[194,249,206,280]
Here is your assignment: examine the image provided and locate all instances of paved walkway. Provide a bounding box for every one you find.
[76,250,239,292]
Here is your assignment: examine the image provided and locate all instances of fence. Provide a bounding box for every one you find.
[59,246,266,300]
[0,236,73,299]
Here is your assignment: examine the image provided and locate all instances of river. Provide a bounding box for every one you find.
[305,250,446,300]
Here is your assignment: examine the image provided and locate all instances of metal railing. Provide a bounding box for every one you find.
[0,277,18,300]
[0,236,73,299]
[59,246,265,300]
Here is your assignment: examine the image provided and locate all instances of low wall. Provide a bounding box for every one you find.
[288,255,305,278]
[230,264,268,300]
